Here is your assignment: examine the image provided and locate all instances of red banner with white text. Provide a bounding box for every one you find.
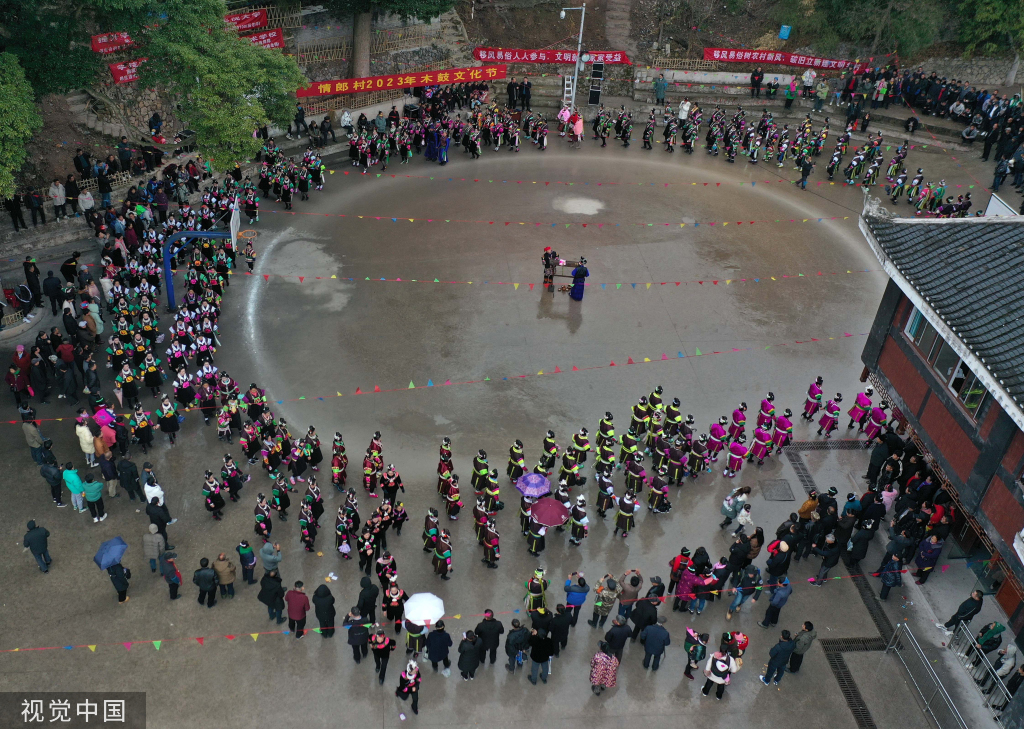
[91,32,134,54]
[225,9,268,32]
[109,58,146,84]
[702,47,868,72]
[243,28,285,50]
[296,64,508,97]
[473,47,631,65]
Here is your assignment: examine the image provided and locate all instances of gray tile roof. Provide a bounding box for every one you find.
[865,217,1024,403]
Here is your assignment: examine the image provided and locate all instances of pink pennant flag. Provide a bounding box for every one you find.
[662,353,668,360]
[553,366,562,373]
[373,385,381,393]
[123,642,132,651]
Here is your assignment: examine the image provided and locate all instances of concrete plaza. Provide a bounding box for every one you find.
[0,137,1008,728]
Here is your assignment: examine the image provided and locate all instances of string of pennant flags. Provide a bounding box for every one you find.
[1,328,872,425]
[243,266,882,286]
[0,557,994,655]
[258,206,855,229]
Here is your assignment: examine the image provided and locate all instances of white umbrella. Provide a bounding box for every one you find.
[404,592,445,627]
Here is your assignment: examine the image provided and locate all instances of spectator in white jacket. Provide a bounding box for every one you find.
[48,179,67,220]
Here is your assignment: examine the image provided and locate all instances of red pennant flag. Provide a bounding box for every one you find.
[581,223,587,227]
[505,222,510,226]
[712,281,718,285]
[572,366,579,371]
[528,283,534,291]
[698,281,703,285]
[609,361,616,366]
[225,635,236,641]
[373,385,381,393]
[675,282,680,286]
[553,366,561,373]
[298,277,304,283]
[444,379,451,385]
[627,357,635,364]
[716,183,720,187]
[545,182,550,185]
[344,171,349,175]
[355,387,363,394]
[195,637,205,646]
[263,275,269,281]
[703,183,708,186]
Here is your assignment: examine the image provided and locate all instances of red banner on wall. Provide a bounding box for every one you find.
[243,28,284,50]
[296,64,508,98]
[473,47,631,65]
[225,9,268,32]
[109,58,146,84]
[703,47,867,72]
[91,32,134,54]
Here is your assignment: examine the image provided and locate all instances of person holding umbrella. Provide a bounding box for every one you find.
[97,537,132,604]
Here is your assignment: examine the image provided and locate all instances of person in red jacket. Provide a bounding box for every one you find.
[285,581,311,639]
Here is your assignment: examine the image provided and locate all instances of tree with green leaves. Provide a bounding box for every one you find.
[957,0,1024,83]
[0,53,43,199]
[0,0,307,171]
[321,0,456,77]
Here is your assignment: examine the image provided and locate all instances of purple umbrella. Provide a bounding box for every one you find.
[515,472,551,498]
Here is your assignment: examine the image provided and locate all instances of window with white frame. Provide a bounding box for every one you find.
[904,307,990,418]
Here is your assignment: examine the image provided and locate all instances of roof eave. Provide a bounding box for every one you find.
[858,214,1024,432]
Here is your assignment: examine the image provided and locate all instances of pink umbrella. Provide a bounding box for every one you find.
[530,497,569,527]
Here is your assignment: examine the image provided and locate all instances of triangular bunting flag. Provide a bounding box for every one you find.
[528,283,534,291]
[88,645,96,652]
[263,274,269,281]
[644,358,650,362]
[251,634,259,641]
[337,392,343,396]
[408,381,415,389]
[514,283,519,290]
[373,385,381,392]
[298,277,304,283]
[554,366,561,373]
[631,283,636,289]
[571,366,579,371]
[444,379,451,385]
[695,348,702,355]
[627,357,635,364]
[601,283,606,289]
[225,635,235,641]
[427,380,433,386]
[616,283,622,289]
[538,370,544,375]
[662,353,668,360]
[123,642,132,651]
[152,641,161,651]
[355,387,363,394]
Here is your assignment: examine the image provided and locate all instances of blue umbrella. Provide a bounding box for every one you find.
[515,472,551,498]
[94,536,128,570]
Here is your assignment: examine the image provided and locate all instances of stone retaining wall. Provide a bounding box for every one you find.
[914,56,1014,87]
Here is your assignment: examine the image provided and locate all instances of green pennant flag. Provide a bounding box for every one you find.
[408,381,415,389]
[695,348,702,355]
[484,377,490,381]
[616,283,622,289]
[152,641,162,651]
[434,278,440,282]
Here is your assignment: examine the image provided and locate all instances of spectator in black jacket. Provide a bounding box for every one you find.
[628,596,658,642]
[23,520,52,572]
[504,618,529,673]
[810,534,841,586]
[258,570,285,623]
[42,272,63,315]
[344,606,369,661]
[193,557,218,607]
[603,615,631,660]
[5,193,28,232]
[527,628,554,685]
[473,609,505,665]
[549,604,573,655]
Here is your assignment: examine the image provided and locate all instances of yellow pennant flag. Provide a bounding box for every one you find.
[251,634,259,642]
[514,283,519,290]
[453,614,461,619]
[646,283,651,289]
[88,646,96,652]
[331,275,337,279]
[643,358,650,362]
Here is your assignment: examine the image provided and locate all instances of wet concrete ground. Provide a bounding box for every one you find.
[0,139,1004,728]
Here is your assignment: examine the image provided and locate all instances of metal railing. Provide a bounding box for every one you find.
[946,622,1014,715]
[296,37,352,65]
[651,58,722,71]
[886,623,970,729]
[296,24,443,66]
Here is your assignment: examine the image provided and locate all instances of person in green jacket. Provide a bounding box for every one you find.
[785,80,797,109]
[653,74,668,105]
[63,464,86,513]
[83,474,107,522]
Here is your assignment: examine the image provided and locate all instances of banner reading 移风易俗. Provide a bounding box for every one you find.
[243,28,284,50]
[473,47,631,65]
[295,65,508,98]
[702,48,869,72]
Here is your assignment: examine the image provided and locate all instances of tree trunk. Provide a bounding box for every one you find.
[1006,51,1020,87]
[353,12,372,78]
